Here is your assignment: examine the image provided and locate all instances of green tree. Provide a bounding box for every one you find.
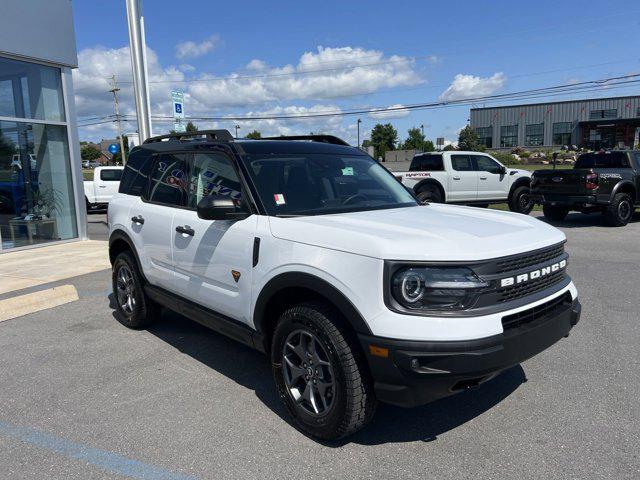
[457,125,484,151]
[185,121,198,133]
[370,123,398,160]
[443,143,457,151]
[80,144,101,161]
[245,130,262,139]
[399,127,435,152]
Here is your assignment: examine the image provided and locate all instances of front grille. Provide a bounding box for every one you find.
[502,292,572,330]
[495,243,565,274]
[497,269,566,302]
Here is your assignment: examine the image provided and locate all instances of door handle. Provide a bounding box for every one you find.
[175,225,195,236]
[480,176,487,180]
[131,215,144,225]
[452,176,461,180]
[98,185,107,188]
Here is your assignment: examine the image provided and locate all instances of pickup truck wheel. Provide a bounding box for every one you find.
[509,186,533,214]
[271,302,376,440]
[112,251,160,329]
[604,193,633,227]
[416,185,442,204]
[542,205,569,222]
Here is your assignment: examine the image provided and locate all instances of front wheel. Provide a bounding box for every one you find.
[509,186,533,214]
[604,193,634,227]
[271,302,376,440]
[543,205,569,222]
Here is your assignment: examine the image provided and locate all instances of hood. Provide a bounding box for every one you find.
[268,204,565,261]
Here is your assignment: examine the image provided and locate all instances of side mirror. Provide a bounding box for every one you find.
[197,194,249,220]
[499,166,507,175]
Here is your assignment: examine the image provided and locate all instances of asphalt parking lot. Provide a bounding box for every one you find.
[1,210,639,479]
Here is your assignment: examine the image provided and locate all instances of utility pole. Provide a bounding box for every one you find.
[109,75,127,164]
[235,124,240,138]
[420,124,424,137]
[126,0,152,142]
[357,118,361,149]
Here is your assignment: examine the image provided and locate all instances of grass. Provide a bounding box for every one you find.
[511,164,573,171]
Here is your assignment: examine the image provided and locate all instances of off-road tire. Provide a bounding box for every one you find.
[271,302,377,440]
[509,186,534,214]
[604,193,634,227]
[416,184,443,204]
[112,251,160,329]
[543,205,569,222]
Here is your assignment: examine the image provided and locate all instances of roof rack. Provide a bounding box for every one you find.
[260,135,350,146]
[143,129,234,144]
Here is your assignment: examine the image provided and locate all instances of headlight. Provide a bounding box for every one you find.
[391,266,489,312]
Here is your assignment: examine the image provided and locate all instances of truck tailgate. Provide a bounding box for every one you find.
[531,169,587,195]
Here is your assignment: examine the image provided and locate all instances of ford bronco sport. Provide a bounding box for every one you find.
[108,130,581,440]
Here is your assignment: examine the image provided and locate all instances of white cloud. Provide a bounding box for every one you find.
[72,44,422,142]
[368,104,410,119]
[439,72,506,102]
[175,35,220,59]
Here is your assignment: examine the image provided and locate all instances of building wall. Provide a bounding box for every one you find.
[0,0,78,67]
[470,96,640,149]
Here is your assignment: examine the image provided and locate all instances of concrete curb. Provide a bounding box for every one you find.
[0,285,79,322]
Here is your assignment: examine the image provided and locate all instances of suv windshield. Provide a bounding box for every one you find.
[244,154,417,216]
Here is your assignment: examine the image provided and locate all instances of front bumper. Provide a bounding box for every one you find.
[358,296,581,408]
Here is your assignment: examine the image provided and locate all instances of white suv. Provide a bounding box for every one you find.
[108,130,581,440]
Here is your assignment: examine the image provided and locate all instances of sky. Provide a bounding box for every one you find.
[71,0,640,146]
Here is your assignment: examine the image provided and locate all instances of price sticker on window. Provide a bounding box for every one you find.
[342,167,354,176]
[274,193,286,205]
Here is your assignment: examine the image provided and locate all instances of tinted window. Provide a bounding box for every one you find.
[100,169,122,181]
[410,154,444,171]
[474,155,503,173]
[119,149,152,195]
[575,152,630,169]
[145,154,189,206]
[451,155,473,171]
[186,153,242,209]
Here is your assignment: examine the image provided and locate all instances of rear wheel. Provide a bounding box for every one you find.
[604,193,633,227]
[112,251,160,329]
[416,184,442,204]
[542,205,569,222]
[271,302,376,440]
[509,186,533,214]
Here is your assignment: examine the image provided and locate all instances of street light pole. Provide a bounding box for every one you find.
[235,124,240,138]
[420,124,424,137]
[125,0,152,142]
[357,118,361,149]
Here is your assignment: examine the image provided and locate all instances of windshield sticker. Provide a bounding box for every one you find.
[274,193,286,205]
[341,167,354,176]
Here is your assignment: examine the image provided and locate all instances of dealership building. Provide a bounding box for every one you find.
[0,0,86,252]
[470,95,640,151]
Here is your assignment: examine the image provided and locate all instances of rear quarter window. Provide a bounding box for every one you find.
[118,149,152,196]
[100,169,123,181]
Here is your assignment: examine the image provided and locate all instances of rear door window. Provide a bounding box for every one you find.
[186,152,242,209]
[451,154,474,171]
[144,153,190,207]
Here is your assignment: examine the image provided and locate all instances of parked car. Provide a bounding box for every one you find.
[82,160,100,169]
[10,154,37,171]
[395,151,533,213]
[84,166,123,211]
[531,150,639,226]
[108,130,580,440]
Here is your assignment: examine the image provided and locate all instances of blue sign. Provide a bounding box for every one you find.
[108,143,119,154]
[174,103,183,114]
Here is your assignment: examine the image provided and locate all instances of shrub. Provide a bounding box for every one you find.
[489,151,521,165]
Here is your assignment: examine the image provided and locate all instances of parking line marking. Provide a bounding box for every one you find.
[0,421,198,480]
[0,285,79,322]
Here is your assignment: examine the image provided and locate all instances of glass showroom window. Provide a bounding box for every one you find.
[0,57,77,250]
[525,123,544,146]
[552,122,573,146]
[500,125,518,148]
[475,126,493,148]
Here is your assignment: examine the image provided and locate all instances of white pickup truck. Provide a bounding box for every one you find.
[396,151,533,214]
[84,166,124,211]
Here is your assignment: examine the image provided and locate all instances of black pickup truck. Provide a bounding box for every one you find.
[531,150,640,227]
